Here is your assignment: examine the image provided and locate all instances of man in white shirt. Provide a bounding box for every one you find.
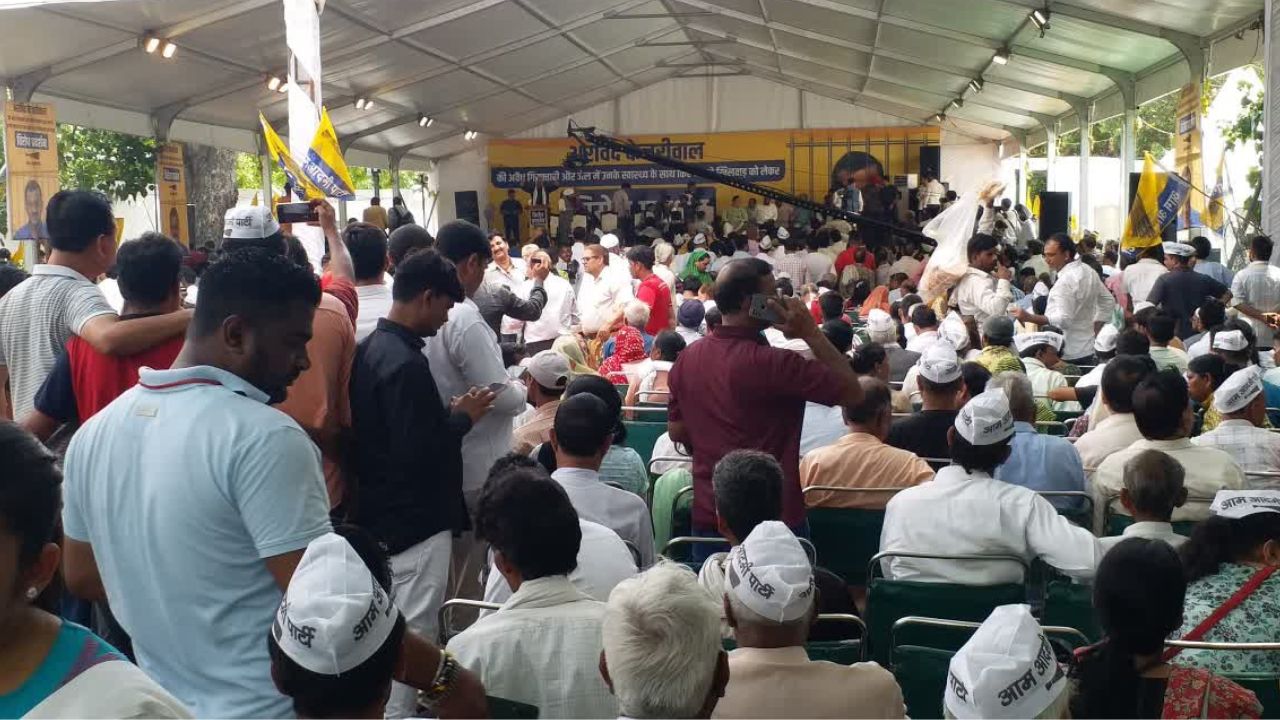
[904,305,940,353]
[1092,368,1246,532]
[1121,245,1168,308]
[1014,234,1115,365]
[919,174,944,217]
[950,233,1013,333]
[1230,234,1280,350]
[1193,366,1280,490]
[756,197,779,225]
[1015,330,1077,412]
[801,233,836,285]
[550,393,655,565]
[449,466,619,719]
[1075,355,1157,473]
[520,250,576,354]
[577,243,634,337]
[346,222,394,342]
[880,387,1100,584]
[1098,449,1190,555]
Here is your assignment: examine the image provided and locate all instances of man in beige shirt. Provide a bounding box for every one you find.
[714,521,905,719]
[511,350,570,454]
[1074,355,1155,473]
[800,377,933,509]
[362,196,389,230]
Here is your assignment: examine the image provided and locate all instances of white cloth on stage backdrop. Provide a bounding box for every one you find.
[919,191,980,303]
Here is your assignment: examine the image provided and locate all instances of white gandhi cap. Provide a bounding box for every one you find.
[918,342,962,384]
[1213,329,1249,352]
[1211,489,1280,519]
[955,387,1015,445]
[944,604,1067,720]
[1214,365,1264,414]
[1013,331,1063,354]
[866,308,895,335]
[224,206,281,240]
[1094,324,1119,353]
[272,533,400,676]
[724,521,815,623]
[600,233,620,249]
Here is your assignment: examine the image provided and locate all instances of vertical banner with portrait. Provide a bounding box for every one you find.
[156,142,189,245]
[4,101,60,269]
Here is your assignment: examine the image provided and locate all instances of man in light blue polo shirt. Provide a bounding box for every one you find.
[61,248,332,718]
[989,370,1086,512]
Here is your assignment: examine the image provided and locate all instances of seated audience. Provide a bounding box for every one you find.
[482,454,636,605]
[1093,369,1246,531]
[1193,366,1280,489]
[1173,490,1280,675]
[676,299,705,346]
[944,605,1070,720]
[903,305,939,353]
[974,315,1025,376]
[268,533,404,720]
[1187,352,1232,435]
[0,423,189,718]
[961,361,991,401]
[549,392,655,565]
[553,335,598,379]
[552,374,651,497]
[799,321,856,457]
[1074,354,1156,472]
[888,343,966,467]
[1071,537,1262,719]
[600,562,730,719]
[866,309,917,383]
[714,522,906,719]
[449,466,618,718]
[1211,323,1256,370]
[988,371,1086,508]
[599,301,652,384]
[626,330,685,407]
[1098,449,1189,555]
[800,377,933,509]
[881,387,1100,584]
[512,350,571,454]
[1017,330,1076,412]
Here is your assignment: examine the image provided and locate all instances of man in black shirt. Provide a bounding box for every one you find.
[500,189,523,244]
[1148,242,1230,340]
[348,248,495,717]
[887,343,966,469]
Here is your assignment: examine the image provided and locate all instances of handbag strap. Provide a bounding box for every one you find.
[1162,564,1277,662]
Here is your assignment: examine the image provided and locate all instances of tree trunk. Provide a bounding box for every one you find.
[184,143,239,249]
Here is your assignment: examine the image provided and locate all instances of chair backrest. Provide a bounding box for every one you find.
[806,614,868,664]
[1041,580,1102,642]
[650,472,694,551]
[438,599,502,644]
[803,486,903,585]
[1103,496,1207,538]
[864,551,1028,665]
[1036,490,1093,529]
[621,420,667,467]
[1035,420,1067,436]
[623,405,669,423]
[662,535,730,568]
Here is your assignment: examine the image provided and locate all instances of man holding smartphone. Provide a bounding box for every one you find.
[667,258,863,552]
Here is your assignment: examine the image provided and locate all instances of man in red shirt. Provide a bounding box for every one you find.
[833,234,876,280]
[667,257,863,541]
[627,244,672,336]
[25,233,187,439]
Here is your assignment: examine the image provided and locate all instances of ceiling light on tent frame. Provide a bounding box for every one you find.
[267,76,281,92]
[161,41,177,59]
[355,98,373,110]
[968,78,983,94]
[1030,8,1050,36]
[464,130,477,141]
[277,80,289,94]
[992,48,1010,65]
[932,113,944,123]
[419,114,433,128]
[143,35,161,54]
[949,99,961,110]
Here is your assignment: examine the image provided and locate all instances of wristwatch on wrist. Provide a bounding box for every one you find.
[417,650,461,710]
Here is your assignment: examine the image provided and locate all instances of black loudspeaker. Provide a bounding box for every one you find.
[1129,172,1177,244]
[919,146,941,178]
[454,191,480,225]
[1038,191,1069,240]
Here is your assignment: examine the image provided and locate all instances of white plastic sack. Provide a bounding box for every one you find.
[918,191,980,303]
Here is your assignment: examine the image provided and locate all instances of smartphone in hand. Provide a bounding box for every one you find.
[277,202,318,224]
[748,293,785,325]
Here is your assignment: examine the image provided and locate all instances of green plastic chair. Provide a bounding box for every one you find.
[662,535,730,570]
[1166,641,1280,720]
[623,404,669,424]
[803,486,903,585]
[864,551,1028,665]
[890,617,1090,720]
[1041,580,1102,642]
[724,614,866,663]
[651,472,694,551]
[486,696,540,719]
[622,420,666,467]
[1103,498,1201,537]
[1036,491,1094,529]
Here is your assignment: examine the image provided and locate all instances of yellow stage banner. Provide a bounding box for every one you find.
[156,142,189,245]
[4,101,60,268]
[486,126,938,229]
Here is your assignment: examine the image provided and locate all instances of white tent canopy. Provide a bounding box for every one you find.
[0,0,1264,167]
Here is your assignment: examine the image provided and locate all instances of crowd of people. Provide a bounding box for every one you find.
[0,182,1279,720]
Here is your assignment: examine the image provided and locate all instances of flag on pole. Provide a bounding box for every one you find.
[259,109,356,201]
[1205,153,1227,233]
[1122,152,1191,250]
[260,112,320,200]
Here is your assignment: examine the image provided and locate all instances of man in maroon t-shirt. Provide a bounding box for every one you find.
[24,233,187,439]
[627,244,672,336]
[668,257,863,538]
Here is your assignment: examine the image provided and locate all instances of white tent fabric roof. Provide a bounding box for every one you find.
[0,0,1264,166]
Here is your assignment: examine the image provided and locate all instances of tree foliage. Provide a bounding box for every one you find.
[1026,90,1181,160]
[57,125,156,201]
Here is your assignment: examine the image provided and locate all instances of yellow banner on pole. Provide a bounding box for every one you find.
[156,142,189,246]
[1174,82,1206,229]
[4,101,60,268]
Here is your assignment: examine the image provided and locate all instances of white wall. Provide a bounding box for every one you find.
[431,146,490,230]
[941,133,1001,196]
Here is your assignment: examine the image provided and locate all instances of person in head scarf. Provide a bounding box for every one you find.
[552,335,597,378]
[680,248,714,287]
[598,325,648,384]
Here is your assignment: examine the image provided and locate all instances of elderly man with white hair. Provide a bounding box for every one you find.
[866,309,918,383]
[600,562,730,719]
[715,522,905,719]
